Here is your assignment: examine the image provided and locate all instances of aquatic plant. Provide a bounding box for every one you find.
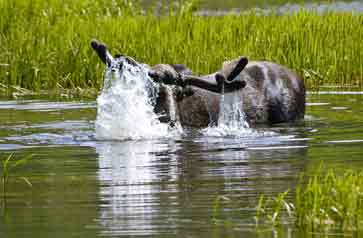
[211,168,363,234]
[253,169,363,232]
[212,195,231,223]
[1,154,32,204]
[254,191,294,227]
[295,169,363,231]
[0,0,362,94]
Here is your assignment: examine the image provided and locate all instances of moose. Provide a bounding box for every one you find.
[91,40,305,128]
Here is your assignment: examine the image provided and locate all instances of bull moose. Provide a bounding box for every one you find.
[91,40,305,128]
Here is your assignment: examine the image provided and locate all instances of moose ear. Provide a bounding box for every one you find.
[221,56,248,82]
[148,64,180,85]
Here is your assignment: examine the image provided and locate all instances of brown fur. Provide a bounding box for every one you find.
[151,61,305,127]
[91,39,305,128]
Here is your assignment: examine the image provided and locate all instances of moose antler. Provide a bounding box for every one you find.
[181,74,245,93]
[91,39,114,66]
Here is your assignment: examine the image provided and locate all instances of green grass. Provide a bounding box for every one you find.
[1,154,32,208]
[295,169,363,231]
[253,169,363,233]
[211,168,363,234]
[1,0,363,94]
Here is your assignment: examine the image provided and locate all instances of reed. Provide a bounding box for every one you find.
[1,0,362,94]
[295,169,363,231]
[254,169,363,232]
[1,154,32,205]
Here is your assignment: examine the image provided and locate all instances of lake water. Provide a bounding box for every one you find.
[199,0,363,13]
[0,91,362,237]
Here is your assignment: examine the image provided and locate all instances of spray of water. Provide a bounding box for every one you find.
[95,57,272,140]
[202,90,266,137]
[95,58,180,140]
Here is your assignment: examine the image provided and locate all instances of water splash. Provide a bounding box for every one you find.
[165,87,183,134]
[94,58,272,140]
[95,58,179,141]
[218,91,250,129]
[203,91,266,137]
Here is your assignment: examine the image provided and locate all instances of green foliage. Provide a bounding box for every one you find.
[254,191,294,227]
[254,169,363,232]
[211,168,363,234]
[0,0,363,93]
[1,154,33,202]
[295,169,363,231]
[212,195,231,222]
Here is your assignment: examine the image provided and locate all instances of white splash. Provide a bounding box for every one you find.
[95,58,179,141]
[165,87,183,134]
[202,91,266,137]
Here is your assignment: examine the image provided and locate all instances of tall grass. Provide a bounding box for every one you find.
[253,169,363,233]
[295,169,363,231]
[0,0,362,93]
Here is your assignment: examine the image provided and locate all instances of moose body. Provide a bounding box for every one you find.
[91,40,305,128]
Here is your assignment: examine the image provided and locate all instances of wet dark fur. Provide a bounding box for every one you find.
[152,61,305,127]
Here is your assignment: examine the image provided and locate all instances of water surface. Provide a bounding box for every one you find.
[199,0,363,12]
[0,92,362,237]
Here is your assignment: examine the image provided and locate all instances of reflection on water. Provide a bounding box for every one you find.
[0,92,362,237]
[94,135,307,236]
[96,140,179,235]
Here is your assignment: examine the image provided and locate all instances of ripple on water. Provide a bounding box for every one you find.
[1,91,363,237]
[5,131,94,146]
[325,139,363,144]
[0,100,96,111]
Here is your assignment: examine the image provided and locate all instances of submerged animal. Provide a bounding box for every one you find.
[91,40,305,127]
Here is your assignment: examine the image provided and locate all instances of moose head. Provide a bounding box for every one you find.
[91,39,305,128]
[91,39,251,127]
[91,39,247,95]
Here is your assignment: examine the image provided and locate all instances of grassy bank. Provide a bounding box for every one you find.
[1,0,363,94]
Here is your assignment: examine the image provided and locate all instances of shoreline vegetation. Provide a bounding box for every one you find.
[0,0,363,96]
[212,168,363,234]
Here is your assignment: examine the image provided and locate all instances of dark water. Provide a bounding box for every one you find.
[0,92,363,237]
